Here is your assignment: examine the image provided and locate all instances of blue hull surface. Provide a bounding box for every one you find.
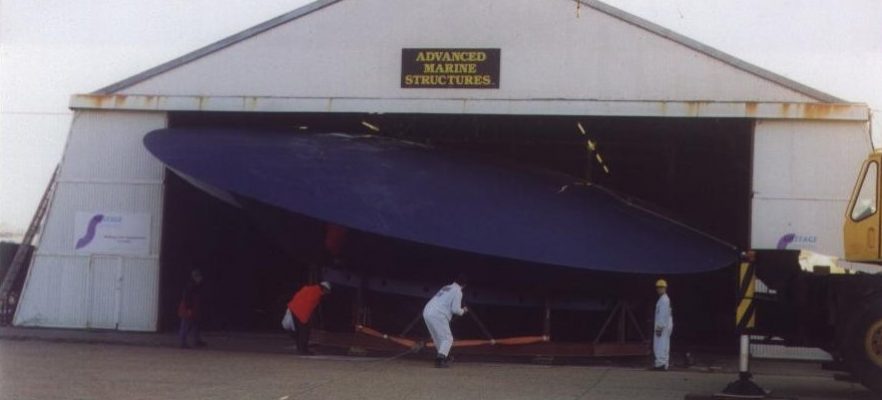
[144,129,738,274]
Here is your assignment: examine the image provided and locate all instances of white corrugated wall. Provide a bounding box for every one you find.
[14,110,167,331]
[751,119,873,257]
[118,0,817,103]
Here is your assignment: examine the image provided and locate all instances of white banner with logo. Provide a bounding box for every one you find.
[74,212,151,256]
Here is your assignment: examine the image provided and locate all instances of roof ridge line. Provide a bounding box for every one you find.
[579,0,845,103]
[95,0,847,103]
[93,0,344,94]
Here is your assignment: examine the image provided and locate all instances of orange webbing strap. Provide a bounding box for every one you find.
[356,325,548,348]
[355,325,418,348]
[429,336,547,348]
[494,336,549,345]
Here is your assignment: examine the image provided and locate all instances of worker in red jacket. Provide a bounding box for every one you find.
[287,281,332,355]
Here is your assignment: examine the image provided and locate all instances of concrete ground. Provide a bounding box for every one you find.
[0,338,874,400]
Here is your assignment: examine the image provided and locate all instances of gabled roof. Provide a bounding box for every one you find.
[94,0,343,94]
[94,0,845,103]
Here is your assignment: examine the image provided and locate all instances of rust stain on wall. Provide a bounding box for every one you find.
[745,102,758,117]
[113,95,128,108]
[800,103,853,120]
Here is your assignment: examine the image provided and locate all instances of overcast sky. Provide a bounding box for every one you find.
[2,0,881,238]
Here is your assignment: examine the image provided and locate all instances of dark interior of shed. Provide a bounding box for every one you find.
[158,111,751,349]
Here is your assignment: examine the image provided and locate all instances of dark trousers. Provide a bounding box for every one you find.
[293,318,311,354]
[179,318,202,347]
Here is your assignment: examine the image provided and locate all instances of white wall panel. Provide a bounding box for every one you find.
[118,258,160,331]
[61,111,166,182]
[752,120,872,257]
[15,110,166,331]
[121,0,816,103]
[87,256,122,329]
[16,254,159,331]
[752,198,850,257]
[753,120,872,200]
[14,255,89,329]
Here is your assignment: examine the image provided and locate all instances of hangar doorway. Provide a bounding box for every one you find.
[157,111,752,348]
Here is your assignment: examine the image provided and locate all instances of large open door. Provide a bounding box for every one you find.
[153,112,750,349]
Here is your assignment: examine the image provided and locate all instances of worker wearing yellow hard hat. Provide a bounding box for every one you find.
[652,279,673,371]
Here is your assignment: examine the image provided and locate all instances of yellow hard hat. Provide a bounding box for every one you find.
[655,279,668,288]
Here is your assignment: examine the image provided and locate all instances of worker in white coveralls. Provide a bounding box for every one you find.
[423,274,469,368]
[652,279,673,370]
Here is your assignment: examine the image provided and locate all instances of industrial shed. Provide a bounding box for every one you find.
[12,0,871,339]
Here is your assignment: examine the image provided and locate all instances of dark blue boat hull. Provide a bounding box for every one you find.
[144,128,738,275]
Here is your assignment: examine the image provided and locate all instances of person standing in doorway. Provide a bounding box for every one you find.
[178,269,206,349]
[423,274,469,368]
[653,279,673,370]
[288,281,332,355]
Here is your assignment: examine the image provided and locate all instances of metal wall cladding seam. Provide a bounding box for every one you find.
[118,258,159,331]
[118,0,816,103]
[14,255,90,328]
[37,183,164,256]
[60,111,167,183]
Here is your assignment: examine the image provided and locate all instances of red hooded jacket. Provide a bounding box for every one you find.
[288,285,323,324]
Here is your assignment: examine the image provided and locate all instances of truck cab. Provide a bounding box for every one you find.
[845,153,882,261]
[834,152,882,391]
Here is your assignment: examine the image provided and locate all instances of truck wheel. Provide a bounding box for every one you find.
[845,301,882,394]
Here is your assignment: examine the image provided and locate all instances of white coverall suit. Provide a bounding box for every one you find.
[423,282,466,358]
[654,293,673,368]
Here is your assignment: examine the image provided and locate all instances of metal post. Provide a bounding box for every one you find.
[617,301,627,343]
[593,302,622,344]
[739,334,750,373]
[718,252,767,399]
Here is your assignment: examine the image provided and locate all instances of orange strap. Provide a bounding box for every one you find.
[355,325,418,348]
[426,336,547,348]
[356,325,548,348]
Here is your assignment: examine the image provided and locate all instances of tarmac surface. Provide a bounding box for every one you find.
[0,331,875,400]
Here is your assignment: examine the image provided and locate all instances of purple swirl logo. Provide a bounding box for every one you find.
[75,214,104,249]
[776,233,796,249]
[777,233,818,250]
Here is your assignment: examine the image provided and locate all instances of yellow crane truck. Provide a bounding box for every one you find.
[751,151,882,393]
